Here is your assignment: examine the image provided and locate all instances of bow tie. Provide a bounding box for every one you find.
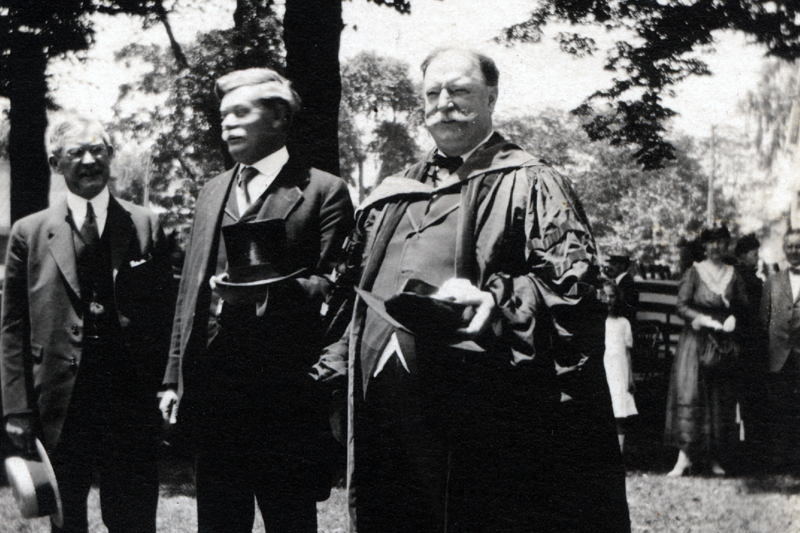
[431,153,464,174]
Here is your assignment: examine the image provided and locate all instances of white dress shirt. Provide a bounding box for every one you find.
[236,146,290,214]
[67,186,110,237]
[432,130,495,187]
[789,268,800,302]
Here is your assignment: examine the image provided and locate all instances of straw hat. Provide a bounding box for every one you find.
[4,438,63,527]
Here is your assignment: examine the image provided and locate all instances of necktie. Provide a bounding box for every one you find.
[80,201,100,249]
[239,166,259,209]
[432,153,464,174]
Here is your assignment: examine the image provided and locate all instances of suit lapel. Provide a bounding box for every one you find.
[256,159,305,221]
[197,169,237,266]
[106,196,135,279]
[48,200,82,298]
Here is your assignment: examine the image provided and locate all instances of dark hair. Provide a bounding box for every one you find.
[734,233,760,257]
[603,280,625,318]
[421,48,499,87]
[608,255,631,269]
[785,227,800,239]
[699,225,731,245]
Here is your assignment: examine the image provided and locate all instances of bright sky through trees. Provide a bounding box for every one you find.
[47,0,769,146]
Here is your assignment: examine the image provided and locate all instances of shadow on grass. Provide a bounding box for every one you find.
[158,444,196,498]
[742,474,800,495]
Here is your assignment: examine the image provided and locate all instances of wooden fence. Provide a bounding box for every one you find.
[632,279,680,380]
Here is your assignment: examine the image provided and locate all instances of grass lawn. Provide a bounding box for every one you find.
[1,471,798,532]
[2,403,798,533]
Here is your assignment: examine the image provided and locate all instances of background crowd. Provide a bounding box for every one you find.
[603,226,800,480]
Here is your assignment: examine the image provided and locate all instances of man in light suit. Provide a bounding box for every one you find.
[761,228,800,472]
[159,68,353,533]
[1,115,173,532]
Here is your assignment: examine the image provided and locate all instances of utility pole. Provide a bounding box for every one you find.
[707,125,716,227]
[143,156,151,207]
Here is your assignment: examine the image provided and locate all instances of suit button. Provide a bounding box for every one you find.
[71,325,80,335]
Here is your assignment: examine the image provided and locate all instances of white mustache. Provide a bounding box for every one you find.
[427,110,475,124]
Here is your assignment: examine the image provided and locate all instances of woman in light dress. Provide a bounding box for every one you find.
[602,281,638,453]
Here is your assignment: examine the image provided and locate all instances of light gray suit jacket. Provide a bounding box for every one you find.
[1,194,173,447]
[761,269,800,373]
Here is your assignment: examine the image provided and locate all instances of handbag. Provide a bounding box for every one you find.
[699,331,738,369]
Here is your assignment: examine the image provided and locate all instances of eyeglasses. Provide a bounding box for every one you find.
[63,144,109,160]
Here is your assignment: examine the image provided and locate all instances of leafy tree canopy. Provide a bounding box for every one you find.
[0,0,173,222]
[500,0,800,170]
[497,110,736,267]
[340,52,422,198]
[112,0,283,230]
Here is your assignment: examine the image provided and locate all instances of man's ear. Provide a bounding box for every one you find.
[48,155,60,172]
[487,86,499,114]
[273,103,290,131]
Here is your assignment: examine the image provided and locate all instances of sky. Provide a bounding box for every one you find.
[48,0,772,141]
[42,0,791,252]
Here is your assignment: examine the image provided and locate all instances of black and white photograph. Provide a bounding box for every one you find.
[1,1,799,532]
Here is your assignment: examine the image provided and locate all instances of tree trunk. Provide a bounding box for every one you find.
[8,36,50,224]
[284,0,342,176]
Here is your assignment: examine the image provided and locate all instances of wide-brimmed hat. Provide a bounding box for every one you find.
[210,219,306,304]
[355,279,484,352]
[4,438,63,527]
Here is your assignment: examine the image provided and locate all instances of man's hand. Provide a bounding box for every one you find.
[5,415,36,457]
[159,389,179,424]
[434,278,496,337]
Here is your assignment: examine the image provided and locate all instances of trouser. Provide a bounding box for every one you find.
[49,339,158,533]
[767,354,800,469]
[195,430,318,533]
[354,345,557,533]
[190,331,326,533]
[49,423,158,533]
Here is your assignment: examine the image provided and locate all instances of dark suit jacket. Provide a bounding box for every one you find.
[1,194,174,448]
[617,272,639,325]
[761,269,800,372]
[163,156,353,395]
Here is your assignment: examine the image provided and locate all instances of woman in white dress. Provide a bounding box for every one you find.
[602,281,638,453]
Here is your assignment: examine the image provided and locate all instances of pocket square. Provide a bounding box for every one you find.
[129,258,148,268]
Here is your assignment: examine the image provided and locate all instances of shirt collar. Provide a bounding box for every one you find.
[67,186,110,220]
[66,186,110,236]
[615,272,628,284]
[435,130,495,162]
[246,146,289,179]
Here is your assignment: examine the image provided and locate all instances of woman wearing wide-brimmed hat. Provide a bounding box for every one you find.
[665,225,747,476]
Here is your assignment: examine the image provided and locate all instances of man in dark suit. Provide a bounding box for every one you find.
[761,228,800,471]
[605,254,639,325]
[1,115,173,533]
[313,48,629,533]
[159,68,353,533]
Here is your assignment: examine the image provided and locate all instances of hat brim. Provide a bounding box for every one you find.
[36,439,63,528]
[355,288,484,352]
[4,439,63,527]
[210,268,306,304]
